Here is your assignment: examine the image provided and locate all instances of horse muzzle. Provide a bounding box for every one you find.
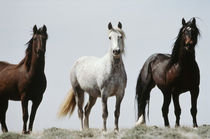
[113,49,121,56]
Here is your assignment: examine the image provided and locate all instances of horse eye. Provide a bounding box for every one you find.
[109,36,111,40]
[120,36,123,39]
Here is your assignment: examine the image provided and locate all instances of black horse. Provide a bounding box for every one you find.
[135,18,200,127]
[0,25,48,134]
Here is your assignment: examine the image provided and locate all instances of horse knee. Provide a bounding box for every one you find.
[190,108,197,116]
[23,113,29,122]
[84,104,90,116]
[114,110,120,118]
[102,111,108,119]
[162,107,169,117]
[76,107,83,118]
[175,108,181,116]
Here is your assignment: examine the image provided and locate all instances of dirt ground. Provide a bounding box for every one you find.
[0,125,210,139]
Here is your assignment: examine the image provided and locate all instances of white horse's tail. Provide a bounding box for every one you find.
[57,88,76,118]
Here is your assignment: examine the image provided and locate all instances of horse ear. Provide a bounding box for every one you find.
[33,25,37,33]
[182,18,186,26]
[108,22,112,30]
[42,25,47,32]
[192,18,196,25]
[118,22,122,29]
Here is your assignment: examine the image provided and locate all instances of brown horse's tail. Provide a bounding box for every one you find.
[57,88,76,118]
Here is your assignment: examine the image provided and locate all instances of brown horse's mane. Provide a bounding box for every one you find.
[167,19,200,70]
[17,38,33,71]
[16,27,48,70]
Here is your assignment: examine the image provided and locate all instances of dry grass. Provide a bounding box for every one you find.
[1,125,210,139]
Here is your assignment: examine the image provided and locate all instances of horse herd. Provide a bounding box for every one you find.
[0,17,200,134]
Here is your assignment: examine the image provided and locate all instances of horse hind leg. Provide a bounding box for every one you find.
[84,95,97,129]
[136,73,155,126]
[74,86,84,130]
[0,100,8,132]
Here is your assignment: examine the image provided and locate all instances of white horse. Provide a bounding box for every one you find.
[58,22,127,131]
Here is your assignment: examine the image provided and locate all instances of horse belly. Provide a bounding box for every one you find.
[9,91,21,100]
[0,89,20,101]
[87,89,101,97]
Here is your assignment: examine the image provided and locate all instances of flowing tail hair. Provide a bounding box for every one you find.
[57,88,76,118]
[135,70,151,123]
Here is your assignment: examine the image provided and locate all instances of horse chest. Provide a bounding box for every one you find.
[168,68,199,92]
[101,72,125,96]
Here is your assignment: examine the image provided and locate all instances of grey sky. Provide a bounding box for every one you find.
[0,0,210,132]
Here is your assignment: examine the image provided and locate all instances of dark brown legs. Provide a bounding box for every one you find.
[162,93,171,127]
[21,94,42,134]
[21,96,29,134]
[190,87,199,128]
[28,98,42,133]
[0,100,8,133]
[172,93,181,127]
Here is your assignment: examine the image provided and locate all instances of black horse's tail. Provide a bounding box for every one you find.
[135,62,153,124]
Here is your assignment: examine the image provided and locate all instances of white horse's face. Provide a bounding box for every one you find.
[108,22,124,58]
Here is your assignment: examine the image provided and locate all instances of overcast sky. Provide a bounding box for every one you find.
[0,0,210,132]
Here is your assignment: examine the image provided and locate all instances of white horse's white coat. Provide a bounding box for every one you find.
[70,22,127,131]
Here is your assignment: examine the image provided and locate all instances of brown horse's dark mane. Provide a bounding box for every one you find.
[17,28,48,70]
[17,38,33,70]
[167,19,200,70]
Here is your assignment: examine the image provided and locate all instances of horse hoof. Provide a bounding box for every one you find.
[135,115,145,126]
[165,125,170,128]
[102,128,107,133]
[2,129,8,133]
[193,125,198,129]
[114,128,119,133]
[28,130,32,134]
[175,124,180,128]
[22,130,30,134]
[22,131,28,134]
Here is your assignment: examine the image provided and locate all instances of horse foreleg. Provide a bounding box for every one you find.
[101,94,108,131]
[190,87,199,128]
[114,93,124,131]
[0,100,8,133]
[172,93,181,127]
[162,93,171,127]
[21,96,29,134]
[28,98,42,133]
[84,95,97,129]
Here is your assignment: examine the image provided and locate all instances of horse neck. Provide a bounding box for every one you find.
[178,44,196,67]
[168,39,196,70]
[107,51,123,70]
[24,50,45,76]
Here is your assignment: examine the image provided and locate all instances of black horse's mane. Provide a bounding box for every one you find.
[167,19,200,70]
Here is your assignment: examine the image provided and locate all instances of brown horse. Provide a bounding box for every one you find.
[135,18,200,128]
[0,25,48,134]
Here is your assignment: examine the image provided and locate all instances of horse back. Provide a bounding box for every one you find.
[0,61,11,72]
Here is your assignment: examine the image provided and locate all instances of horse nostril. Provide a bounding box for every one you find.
[113,49,120,55]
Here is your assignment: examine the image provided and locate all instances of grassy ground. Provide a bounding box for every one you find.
[1,125,210,139]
